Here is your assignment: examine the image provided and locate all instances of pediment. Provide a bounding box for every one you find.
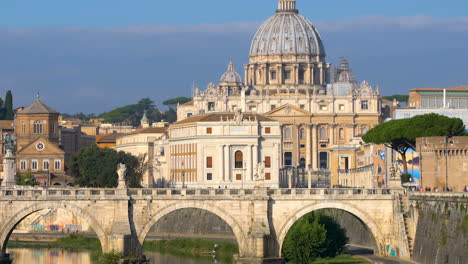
[17,137,65,155]
[265,104,311,117]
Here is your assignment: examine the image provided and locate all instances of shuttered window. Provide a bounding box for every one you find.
[206,157,213,168]
[265,157,271,168]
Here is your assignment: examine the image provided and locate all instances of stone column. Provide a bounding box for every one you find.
[312,125,318,170]
[330,124,336,146]
[247,145,253,183]
[319,64,324,85]
[306,124,312,168]
[310,66,315,85]
[225,146,231,182]
[218,145,225,182]
[244,65,249,84]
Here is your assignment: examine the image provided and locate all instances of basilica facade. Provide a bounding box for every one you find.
[177,0,382,186]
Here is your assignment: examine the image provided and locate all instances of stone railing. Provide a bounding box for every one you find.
[409,192,468,199]
[0,187,400,200]
[0,188,120,199]
[268,188,397,197]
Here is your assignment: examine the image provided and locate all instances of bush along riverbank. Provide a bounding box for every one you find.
[8,234,101,251]
[143,239,239,263]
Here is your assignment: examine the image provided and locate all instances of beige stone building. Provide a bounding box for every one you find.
[114,127,168,187]
[14,96,94,186]
[178,0,382,185]
[417,136,468,192]
[168,111,282,189]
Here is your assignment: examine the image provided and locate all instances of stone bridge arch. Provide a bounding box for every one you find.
[276,201,385,257]
[0,202,109,255]
[137,201,248,256]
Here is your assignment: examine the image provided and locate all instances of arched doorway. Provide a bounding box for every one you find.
[277,203,384,258]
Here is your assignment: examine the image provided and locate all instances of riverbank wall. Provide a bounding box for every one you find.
[410,194,468,264]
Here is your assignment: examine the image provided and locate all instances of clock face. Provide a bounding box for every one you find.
[36,142,45,151]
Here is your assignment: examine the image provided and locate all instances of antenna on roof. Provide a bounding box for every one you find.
[36,92,40,100]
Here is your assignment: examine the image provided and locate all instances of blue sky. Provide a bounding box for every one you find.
[1,0,468,113]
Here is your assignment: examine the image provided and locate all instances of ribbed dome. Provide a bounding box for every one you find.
[220,61,242,84]
[250,0,325,58]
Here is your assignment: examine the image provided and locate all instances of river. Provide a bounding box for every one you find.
[8,248,227,264]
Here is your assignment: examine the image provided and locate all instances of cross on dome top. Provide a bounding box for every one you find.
[277,0,298,13]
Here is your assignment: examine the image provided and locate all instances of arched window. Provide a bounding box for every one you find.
[300,128,305,140]
[361,127,368,135]
[235,151,243,168]
[320,127,327,140]
[33,121,43,134]
[284,127,292,139]
[339,128,345,140]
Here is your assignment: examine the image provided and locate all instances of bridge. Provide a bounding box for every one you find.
[0,187,410,263]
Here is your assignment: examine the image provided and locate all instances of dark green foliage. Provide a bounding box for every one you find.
[383,95,409,102]
[62,112,97,121]
[16,171,39,186]
[164,107,177,123]
[4,90,14,120]
[163,97,192,108]
[363,113,466,174]
[401,173,412,183]
[282,212,349,264]
[99,98,173,126]
[70,145,144,188]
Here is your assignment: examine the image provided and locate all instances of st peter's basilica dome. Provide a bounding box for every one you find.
[249,0,325,58]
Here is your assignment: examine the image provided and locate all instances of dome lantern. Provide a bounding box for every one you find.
[277,0,298,14]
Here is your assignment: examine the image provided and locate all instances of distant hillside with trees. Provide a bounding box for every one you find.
[383,94,409,102]
[64,97,184,126]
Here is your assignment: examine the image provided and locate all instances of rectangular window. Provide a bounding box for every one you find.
[206,127,212,134]
[31,160,38,171]
[186,113,193,117]
[206,157,213,168]
[265,157,271,168]
[43,160,49,170]
[265,173,271,180]
[271,71,277,80]
[236,174,242,180]
[54,160,61,170]
[249,105,257,111]
[300,105,305,109]
[284,70,291,80]
[21,123,26,135]
[339,104,345,111]
[207,173,213,181]
[270,105,276,111]
[319,105,327,111]
[265,127,271,134]
[361,100,369,110]
[208,102,215,111]
[20,160,27,170]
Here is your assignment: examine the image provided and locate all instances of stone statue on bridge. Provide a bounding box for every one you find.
[254,162,266,188]
[117,163,127,189]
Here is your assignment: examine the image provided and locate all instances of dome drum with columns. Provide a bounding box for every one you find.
[176,0,382,186]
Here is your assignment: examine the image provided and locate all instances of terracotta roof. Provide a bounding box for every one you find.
[174,112,276,125]
[19,99,59,114]
[129,127,167,135]
[96,133,125,143]
[410,86,468,92]
[0,120,14,130]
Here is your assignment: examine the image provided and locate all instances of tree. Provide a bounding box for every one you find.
[383,95,409,102]
[163,107,177,123]
[282,212,349,264]
[69,145,144,188]
[363,114,466,174]
[16,171,39,186]
[4,90,13,120]
[163,97,192,109]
